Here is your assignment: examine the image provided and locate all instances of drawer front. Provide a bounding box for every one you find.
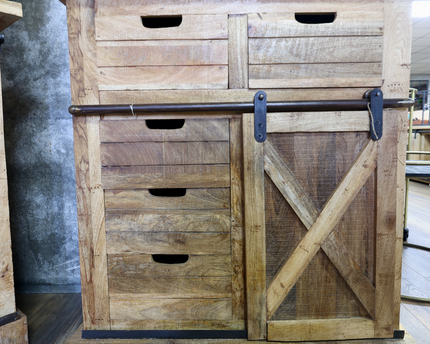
[248,10,384,89]
[95,14,228,90]
[100,118,229,142]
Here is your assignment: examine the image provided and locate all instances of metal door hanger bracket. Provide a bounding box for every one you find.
[254,91,267,142]
[368,88,383,141]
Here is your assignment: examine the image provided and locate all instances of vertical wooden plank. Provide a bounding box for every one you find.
[243,113,266,340]
[230,117,245,321]
[0,65,15,318]
[380,0,412,331]
[67,0,108,330]
[374,110,398,338]
[228,14,248,89]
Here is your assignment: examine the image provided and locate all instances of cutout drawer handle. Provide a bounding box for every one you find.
[145,119,185,130]
[141,15,183,29]
[149,189,187,197]
[152,254,189,264]
[295,12,336,24]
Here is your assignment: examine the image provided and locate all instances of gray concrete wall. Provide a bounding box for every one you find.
[0,0,80,292]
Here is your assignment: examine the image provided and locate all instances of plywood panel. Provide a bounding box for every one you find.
[109,276,232,299]
[108,254,232,277]
[101,141,230,166]
[97,40,228,67]
[101,165,230,189]
[98,66,228,91]
[95,14,228,41]
[100,119,229,142]
[248,11,384,37]
[249,63,382,88]
[105,210,230,232]
[249,36,383,64]
[110,299,232,321]
[106,232,231,255]
[105,188,230,210]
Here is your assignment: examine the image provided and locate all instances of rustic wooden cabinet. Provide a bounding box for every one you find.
[66,0,411,341]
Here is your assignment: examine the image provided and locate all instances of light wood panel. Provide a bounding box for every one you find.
[267,318,374,342]
[110,299,232,321]
[96,40,228,67]
[267,112,370,133]
[228,14,248,89]
[100,142,230,166]
[230,118,245,320]
[243,113,266,340]
[98,66,228,91]
[99,88,371,105]
[248,11,384,37]
[108,254,232,277]
[110,319,245,331]
[249,63,382,88]
[0,0,22,32]
[100,118,229,142]
[0,310,28,344]
[109,276,232,299]
[101,165,230,189]
[249,36,384,64]
[95,14,228,41]
[105,188,230,210]
[95,1,384,16]
[106,232,231,255]
[105,210,230,232]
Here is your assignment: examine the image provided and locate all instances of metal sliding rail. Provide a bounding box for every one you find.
[69,98,415,115]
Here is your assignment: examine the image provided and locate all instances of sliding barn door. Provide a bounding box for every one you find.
[243,111,398,341]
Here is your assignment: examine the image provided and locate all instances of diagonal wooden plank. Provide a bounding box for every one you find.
[266,139,378,319]
[264,141,376,319]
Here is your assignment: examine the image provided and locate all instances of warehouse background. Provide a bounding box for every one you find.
[0,0,80,292]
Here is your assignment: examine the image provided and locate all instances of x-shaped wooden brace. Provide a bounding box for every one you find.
[265,139,378,319]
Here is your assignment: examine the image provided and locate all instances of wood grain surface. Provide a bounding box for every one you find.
[97,40,228,67]
[100,119,229,142]
[228,14,248,89]
[95,14,228,41]
[101,142,229,166]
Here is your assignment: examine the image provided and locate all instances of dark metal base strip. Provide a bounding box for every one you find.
[82,330,247,340]
[0,312,20,327]
[393,330,405,339]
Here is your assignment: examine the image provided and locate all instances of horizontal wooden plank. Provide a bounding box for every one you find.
[101,142,230,166]
[109,276,232,299]
[97,40,228,67]
[100,118,229,142]
[267,318,375,342]
[108,254,232,277]
[105,211,230,232]
[249,63,382,88]
[249,36,383,64]
[110,298,232,321]
[105,188,230,210]
[99,88,371,105]
[110,319,245,330]
[101,165,230,189]
[96,1,383,16]
[106,232,231,255]
[267,112,370,133]
[95,14,228,41]
[98,66,228,91]
[248,11,383,37]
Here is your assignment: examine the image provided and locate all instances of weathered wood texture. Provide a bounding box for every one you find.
[0,67,15,317]
[101,142,229,166]
[0,310,28,344]
[95,14,228,41]
[110,319,245,331]
[228,15,248,89]
[100,119,229,142]
[110,299,233,321]
[243,113,266,340]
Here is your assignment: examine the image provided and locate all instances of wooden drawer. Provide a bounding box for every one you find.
[95,14,228,90]
[248,10,384,88]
